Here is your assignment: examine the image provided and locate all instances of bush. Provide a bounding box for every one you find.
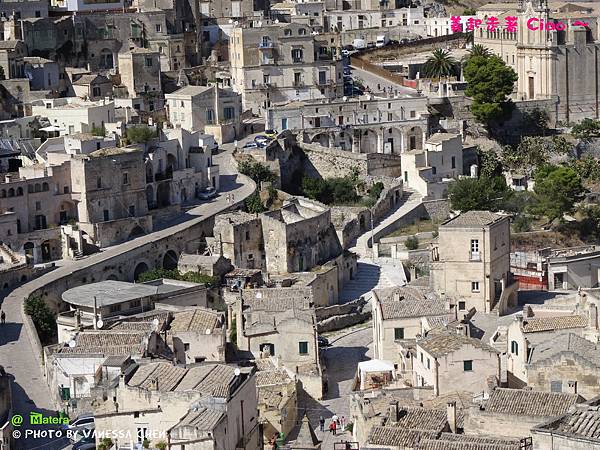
[98,438,113,450]
[156,442,167,450]
[238,160,276,184]
[137,268,219,287]
[245,192,266,213]
[24,296,56,343]
[512,215,532,233]
[301,176,359,205]
[126,126,156,144]
[405,236,419,250]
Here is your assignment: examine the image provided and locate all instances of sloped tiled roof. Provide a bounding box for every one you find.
[418,331,498,358]
[522,315,588,333]
[368,427,437,447]
[375,286,447,320]
[256,369,291,387]
[169,308,223,333]
[441,211,504,228]
[172,408,224,432]
[485,388,581,417]
[57,331,149,356]
[529,333,600,367]
[128,362,187,391]
[388,406,449,432]
[416,437,520,450]
[535,406,600,440]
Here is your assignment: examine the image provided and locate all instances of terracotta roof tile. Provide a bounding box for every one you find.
[485,388,580,417]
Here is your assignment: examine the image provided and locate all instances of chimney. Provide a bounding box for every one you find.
[447,401,457,433]
[590,304,598,330]
[567,380,578,395]
[393,291,401,302]
[388,401,399,422]
[456,324,468,337]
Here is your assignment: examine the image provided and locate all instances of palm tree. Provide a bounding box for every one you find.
[422,49,458,80]
[468,44,491,58]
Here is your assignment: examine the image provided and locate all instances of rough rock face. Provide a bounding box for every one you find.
[316,297,372,332]
[424,1,448,18]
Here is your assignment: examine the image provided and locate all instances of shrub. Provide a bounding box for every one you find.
[24,296,56,343]
[238,160,276,184]
[405,236,419,250]
[126,126,156,144]
[245,192,266,213]
[512,215,532,233]
[137,268,218,287]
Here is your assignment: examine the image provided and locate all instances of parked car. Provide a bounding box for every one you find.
[243,141,259,149]
[72,434,96,450]
[318,336,331,347]
[264,129,278,138]
[254,135,272,146]
[198,187,217,200]
[62,414,94,431]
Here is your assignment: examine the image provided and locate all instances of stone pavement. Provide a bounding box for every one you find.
[0,147,255,450]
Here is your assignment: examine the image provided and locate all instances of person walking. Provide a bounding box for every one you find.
[0,310,5,325]
[341,416,346,430]
[319,416,325,432]
[330,419,337,436]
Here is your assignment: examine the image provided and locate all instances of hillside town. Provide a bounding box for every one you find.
[2,0,600,449]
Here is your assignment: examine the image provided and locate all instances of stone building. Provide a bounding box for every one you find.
[400,132,464,199]
[413,327,500,397]
[475,1,600,122]
[211,211,265,270]
[372,285,451,376]
[464,387,583,440]
[236,286,323,399]
[56,279,208,342]
[71,74,113,100]
[431,211,518,314]
[532,398,600,449]
[325,6,425,33]
[504,310,590,389]
[178,253,233,278]
[266,95,429,154]
[165,85,243,144]
[117,48,161,98]
[0,40,26,80]
[261,197,343,274]
[229,22,343,114]
[23,57,60,91]
[93,362,260,450]
[30,98,116,135]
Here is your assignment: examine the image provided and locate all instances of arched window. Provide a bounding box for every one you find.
[7,188,14,197]
[16,187,23,196]
[284,29,292,36]
[34,183,41,192]
[0,189,5,198]
[28,185,33,193]
[511,340,519,355]
[298,28,307,35]
[42,182,49,191]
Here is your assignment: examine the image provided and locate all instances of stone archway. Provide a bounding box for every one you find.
[163,249,178,270]
[360,130,378,153]
[23,242,34,264]
[156,182,171,208]
[407,126,424,151]
[146,185,155,209]
[311,133,330,148]
[336,131,353,151]
[129,225,145,239]
[386,128,404,154]
[133,262,149,281]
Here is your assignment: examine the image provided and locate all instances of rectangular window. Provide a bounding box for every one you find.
[35,201,41,211]
[129,205,135,216]
[223,107,235,120]
[145,57,153,67]
[281,118,288,130]
[155,24,162,32]
[470,239,480,260]
[184,343,190,351]
[471,281,480,292]
[463,360,473,371]
[129,299,141,308]
[420,352,423,363]
[123,172,129,185]
[451,156,456,169]
[458,301,466,310]
[97,177,102,189]
[550,380,562,392]
[394,328,404,340]
[103,209,110,221]
[109,304,122,313]
[299,341,309,354]
[427,358,430,369]
[206,109,214,124]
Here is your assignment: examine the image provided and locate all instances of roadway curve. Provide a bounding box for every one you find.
[0,146,255,449]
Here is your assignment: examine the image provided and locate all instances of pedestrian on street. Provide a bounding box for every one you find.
[0,310,5,325]
[329,420,337,435]
[319,416,325,432]
[341,416,346,430]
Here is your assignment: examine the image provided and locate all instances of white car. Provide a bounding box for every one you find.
[63,414,94,432]
[198,187,217,200]
[254,135,271,146]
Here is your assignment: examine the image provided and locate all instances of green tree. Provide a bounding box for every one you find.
[478,149,503,178]
[405,236,419,250]
[512,215,532,233]
[24,296,56,343]
[245,192,266,213]
[463,7,477,15]
[467,44,491,59]
[503,136,572,176]
[302,176,332,204]
[329,177,359,204]
[523,108,550,135]
[238,160,277,184]
[532,164,585,223]
[570,155,600,182]
[137,268,218,286]
[448,176,511,212]
[422,49,458,79]
[463,55,518,125]
[126,126,156,144]
[571,118,600,141]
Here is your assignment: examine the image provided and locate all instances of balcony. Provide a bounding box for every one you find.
[292,57,304,64]
[258,41,274,49]
[293,81,305,88]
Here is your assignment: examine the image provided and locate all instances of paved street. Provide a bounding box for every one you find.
[349,66,420,97]
[0,147,255,450]
[299,327,373,448]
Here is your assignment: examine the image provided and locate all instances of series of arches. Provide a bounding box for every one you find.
[0,182,50,198]
[309,126,425,154]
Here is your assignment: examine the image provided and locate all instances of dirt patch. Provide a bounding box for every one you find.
[512,231,585,251]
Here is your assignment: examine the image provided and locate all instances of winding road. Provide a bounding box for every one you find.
[0,144,255,449]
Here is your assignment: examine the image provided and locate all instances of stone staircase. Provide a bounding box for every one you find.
[0,242,21,265]
[339,260,395,303]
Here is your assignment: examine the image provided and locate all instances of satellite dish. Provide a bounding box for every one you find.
[274,19,279,24]
[228,19,233,24]
[96,319,104,329]
[205,328,212,335]
[234,368,241,376]
[68,340,76,348]
[256,292,262,299]
[342,96,348,101]
[234,21,239,26]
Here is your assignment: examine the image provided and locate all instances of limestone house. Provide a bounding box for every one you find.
[431,211,518,315]
[503,310,590,388]
[413,327,500,397]
[93,362,259,450]
[165,85,242,144]
[255,359,299,446]
[56,279,208,342]
[178,253,233,278]
[30,97,115,136]
[532,398,600,449]
[400,133,464,200]
[229,22,342,114]
[372,285,453,377]
[464,388,583,440]
[209,211,265,270]
[116,48,161,98]
[237,286,323,399]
